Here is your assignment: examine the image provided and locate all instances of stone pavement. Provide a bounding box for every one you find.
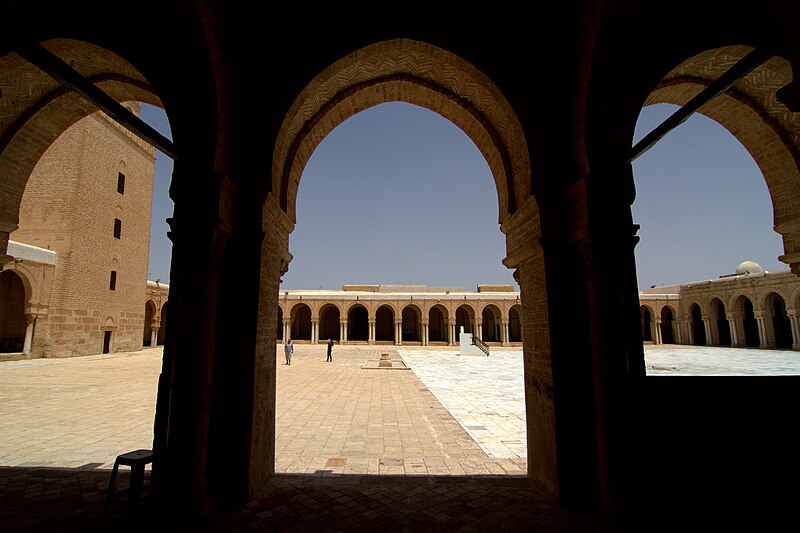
[3,342,796,531]
[275,345,526,478]
[0,343,599,532]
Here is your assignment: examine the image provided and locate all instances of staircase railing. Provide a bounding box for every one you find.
[471,335,490,356]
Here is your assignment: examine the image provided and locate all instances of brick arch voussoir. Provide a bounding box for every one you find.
[639,303,656,317]
[0,79,161,229]
[273,38,531,230]
[758,288,790,312]
[645,47,800,271]
[657,304,677,319]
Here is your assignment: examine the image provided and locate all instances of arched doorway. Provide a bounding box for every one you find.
[737,296,760,347]
[690,304,706,346]
[481,305,502,342]
[660,306,675,344]
[319,305,340,342]
[277,307,283,341]
[375,305,394,343]
[712,298,731,346]
[347,304,368,342]
[291,303,312,341]
[640,306,653,342]
[143,300,156,346]
[509,305,522,343]
[455,305,474,341]
[0,270,26,353]
[767,293,792,349]
[401,306,421,342]
[428,305,448,343]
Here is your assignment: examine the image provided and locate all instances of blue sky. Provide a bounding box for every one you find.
[140,101,785,291]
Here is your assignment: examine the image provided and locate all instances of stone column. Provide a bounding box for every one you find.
[340,320,346,344]
[448,320,456,346]
[476,320,483,340]
[23,313,37,354]
[395,320,402,345]
[422,320,429,346]
[368,319,375,345]
[755,312,768,348]
[787,309,800,349]
[702,314,712,346]
[310,319,318,344]
[152,166,229,513]
[653,317,662,345]
[150,319,160,348]
[725,312,739,347]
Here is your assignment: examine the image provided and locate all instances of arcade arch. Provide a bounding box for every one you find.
[375,305,394,343]
[428,305,449,344]
[291,303,312,341]
[319,304,341,342]
[347,304,369,342]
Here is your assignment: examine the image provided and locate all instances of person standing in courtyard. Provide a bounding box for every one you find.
[327,338,333,362]
[284,339,293,365]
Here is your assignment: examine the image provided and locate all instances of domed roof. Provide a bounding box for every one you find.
[735,260,764,275]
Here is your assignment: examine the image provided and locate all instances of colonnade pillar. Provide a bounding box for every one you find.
[702,314,712,346]
[653,317,662,345]
[726,312,739,347]
[368,319,376,344]
[150,319,161,348]
[682,318,693,345]
[394,320,402,345]
[787,308,800,349]
[311,319,319,343]
[22,313,38,354]
[340,320,347,344]
[448,320,456,346]
[422,320,429,345]
[754,311,768,348]
[502,320,509,346]
[476,320,483,340]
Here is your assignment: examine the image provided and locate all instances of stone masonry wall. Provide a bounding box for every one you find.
[13,106,156,356]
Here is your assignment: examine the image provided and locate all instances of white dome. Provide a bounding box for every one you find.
[735,260,764,275]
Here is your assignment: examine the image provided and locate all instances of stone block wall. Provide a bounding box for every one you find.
[12,106,156,356]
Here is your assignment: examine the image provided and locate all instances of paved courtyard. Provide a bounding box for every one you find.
[2,342,800,471]
[1,343,798,531]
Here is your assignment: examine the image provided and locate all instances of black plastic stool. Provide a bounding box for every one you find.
[104,449,154,512]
